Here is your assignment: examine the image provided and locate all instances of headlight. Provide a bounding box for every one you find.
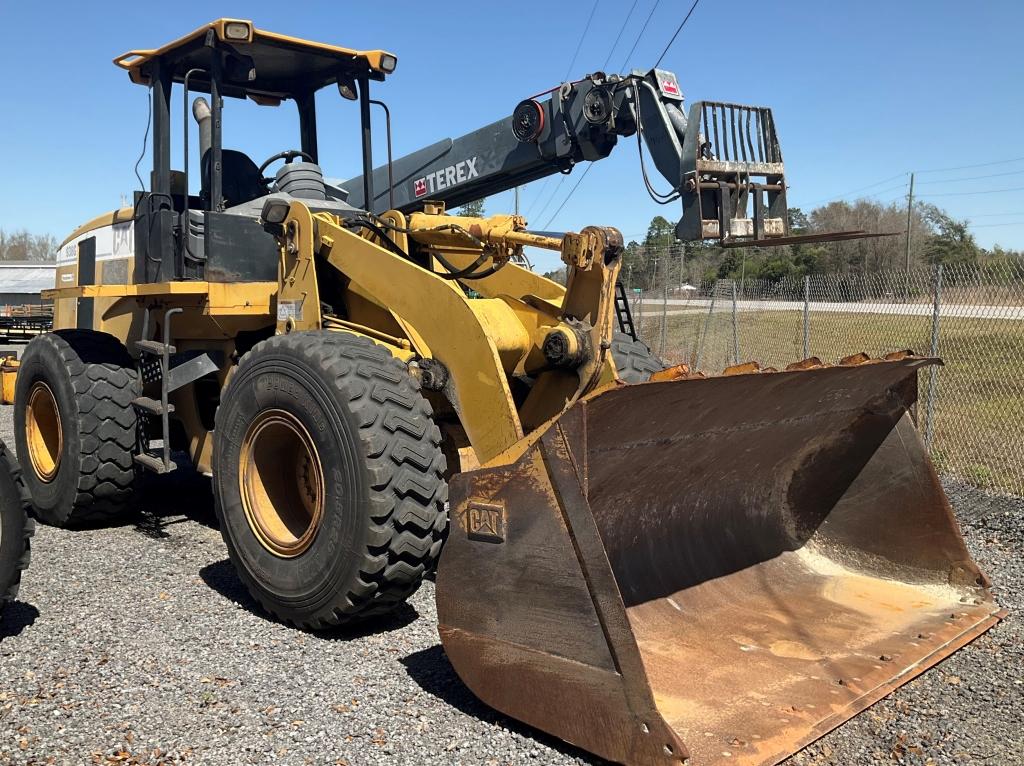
[261,198,290,225]
[223,21,252,41]
[379,54,397,74]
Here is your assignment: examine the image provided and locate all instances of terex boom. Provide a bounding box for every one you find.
[19,19,1001,766]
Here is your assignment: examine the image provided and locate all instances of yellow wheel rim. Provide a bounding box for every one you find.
[26,381,62,483]
[239,409,325,558]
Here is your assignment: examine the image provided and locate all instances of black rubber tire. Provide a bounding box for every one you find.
[611,330,666,383]
[212,331,448,628]
[0,440,33,612]
[14,330,139,527]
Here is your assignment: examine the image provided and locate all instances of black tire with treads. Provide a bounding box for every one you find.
[212,331,448,628]
[14,330,139,527]
[0,440,34,613]
[611,330,666,383]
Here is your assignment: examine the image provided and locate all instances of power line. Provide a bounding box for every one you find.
[542,165,594,230]
[525,1,601,218]
[545,0,701,229]
[802,172,909,207]
[619,0,661,70]
[522,177,552,219]
[601,0,640,71]
[530,175,569,225]
[915,156,1024,174]
[654,0,701,68]
[961,211,1024,218]
[808,182,911,208]
[915,169,1023,185]
[803,156,1024,208]
[917,186,1024,197]
[564,0,601,81]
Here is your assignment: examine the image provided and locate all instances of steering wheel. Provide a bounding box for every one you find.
[258,149,315,177]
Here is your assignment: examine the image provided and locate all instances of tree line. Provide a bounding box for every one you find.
[543,200,1022,287]
[0,230,59,262]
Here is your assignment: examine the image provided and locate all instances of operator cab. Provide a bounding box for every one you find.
[115,18,396,283]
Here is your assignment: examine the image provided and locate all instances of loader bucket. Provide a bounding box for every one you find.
[436,356,1002,766]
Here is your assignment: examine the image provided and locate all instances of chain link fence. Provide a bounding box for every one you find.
[630,261,1024,496]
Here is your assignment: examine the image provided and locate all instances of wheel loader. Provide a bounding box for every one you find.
[19,19,1003,766]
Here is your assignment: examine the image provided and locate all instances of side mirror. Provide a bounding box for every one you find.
[337,75,358,101]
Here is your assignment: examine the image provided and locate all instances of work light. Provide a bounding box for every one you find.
[261,198,290,225]
[223,21,252,41]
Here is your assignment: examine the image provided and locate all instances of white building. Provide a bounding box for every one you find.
[0,262,56,309]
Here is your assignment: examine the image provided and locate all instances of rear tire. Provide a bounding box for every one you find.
[14,330,140,527]
[0,440,33,611]
[213,331,448,628]
[611,331,666,383]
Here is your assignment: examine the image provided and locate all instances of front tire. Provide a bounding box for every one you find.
[213,331,448,628]
[0,440,33,612]
[14,330,140,526]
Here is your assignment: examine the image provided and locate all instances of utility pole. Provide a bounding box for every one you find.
[904,172,915,301]
[679,244,684,292]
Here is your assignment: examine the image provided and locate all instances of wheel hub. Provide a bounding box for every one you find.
[239,409,325,558]
[25,381,62,483]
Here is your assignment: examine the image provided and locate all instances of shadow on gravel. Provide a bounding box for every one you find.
[134,465,219,539]
[401,644,606,765]
[198,559,419,638]
[0,601,39,640]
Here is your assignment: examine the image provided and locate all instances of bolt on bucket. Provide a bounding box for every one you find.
[436,355,1003,766]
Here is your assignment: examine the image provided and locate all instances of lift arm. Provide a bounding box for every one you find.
[341,68,792,245]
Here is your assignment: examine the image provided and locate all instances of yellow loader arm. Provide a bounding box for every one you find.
[272,200,623,464]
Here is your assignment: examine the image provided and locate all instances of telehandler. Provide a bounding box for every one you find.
[18,19,1001,765]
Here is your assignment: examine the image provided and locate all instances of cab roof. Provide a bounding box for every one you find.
[113,19,396,101]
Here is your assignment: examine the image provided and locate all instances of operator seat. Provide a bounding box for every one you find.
[201,150,266,208]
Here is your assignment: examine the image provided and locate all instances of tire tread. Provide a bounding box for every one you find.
[0,441,34,606]
[217,331,447,628]
[19,330,138,526]
[611,330,666,383]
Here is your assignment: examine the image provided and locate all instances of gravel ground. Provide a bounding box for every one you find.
[0,342,1019,766]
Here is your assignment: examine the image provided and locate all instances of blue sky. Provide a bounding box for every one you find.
[1,1,1022,273]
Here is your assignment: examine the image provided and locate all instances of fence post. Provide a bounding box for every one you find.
[924,265,943,449]
[802,275,810,359]
[659,284,669,356]
[636,288,643,337]
[695,282,717,370]
[731,280,739,364]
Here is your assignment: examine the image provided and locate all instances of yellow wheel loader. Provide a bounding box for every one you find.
[22,19,1002,765]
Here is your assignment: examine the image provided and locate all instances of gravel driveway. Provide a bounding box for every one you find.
[0,347,1019,765]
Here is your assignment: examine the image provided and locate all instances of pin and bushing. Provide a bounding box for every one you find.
[542,325,588,369]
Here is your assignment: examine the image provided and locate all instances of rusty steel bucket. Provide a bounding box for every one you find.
[436,355,1003,766]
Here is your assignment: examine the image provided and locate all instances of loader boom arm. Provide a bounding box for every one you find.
[340,69,791,244]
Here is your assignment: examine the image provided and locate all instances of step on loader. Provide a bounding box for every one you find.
[21,19,1002,765]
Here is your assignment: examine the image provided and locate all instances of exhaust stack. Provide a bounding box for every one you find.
[192,96,212,161]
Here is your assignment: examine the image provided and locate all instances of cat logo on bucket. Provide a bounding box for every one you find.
[464,501,504,544]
